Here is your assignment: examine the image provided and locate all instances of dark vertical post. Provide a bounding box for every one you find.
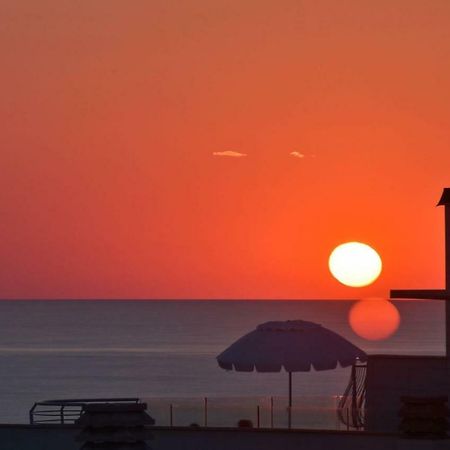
[204,397,208,427]
[334,396,340,430]
[439,189,450,357]
[288,371,292,429]
[169,404,173,427]
[351,365,357,427]
[270,396,274,428]
[437,188,450,357]
[257,405,260,428]
[445,205,450,357]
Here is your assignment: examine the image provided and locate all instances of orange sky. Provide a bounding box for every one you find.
[2,1,450,299]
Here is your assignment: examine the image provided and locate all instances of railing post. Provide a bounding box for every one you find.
[60,405,65,424]
[204,397,208,427]
[170,404,173,427]
[334,395,339,430]
[351,365,358,427]
[270,397,274,428]
[257,405,260,428]
[288,371,292,429]
[29,404,36,425]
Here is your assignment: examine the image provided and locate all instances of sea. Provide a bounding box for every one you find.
[0,300,445,427]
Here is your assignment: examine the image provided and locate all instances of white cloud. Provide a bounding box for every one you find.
[290,151,305,158]
[213,150,247,158]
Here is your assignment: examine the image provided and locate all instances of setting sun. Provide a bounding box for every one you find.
[328,242,382,288]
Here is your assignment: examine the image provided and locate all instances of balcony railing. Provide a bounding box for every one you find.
[29,396,364,430]
[29,398,140,424]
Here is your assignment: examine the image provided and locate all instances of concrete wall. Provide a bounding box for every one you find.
[365,355,450,432]
[0,425,449,450]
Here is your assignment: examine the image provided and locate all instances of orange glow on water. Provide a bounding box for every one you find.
[349,299,400,341]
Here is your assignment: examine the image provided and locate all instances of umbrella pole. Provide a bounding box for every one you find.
[288,371,292,429]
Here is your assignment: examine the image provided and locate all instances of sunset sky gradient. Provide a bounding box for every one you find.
[2,1,450,299]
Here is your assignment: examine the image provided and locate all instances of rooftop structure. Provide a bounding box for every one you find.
[366,188,450,433]
[391,188,450,355]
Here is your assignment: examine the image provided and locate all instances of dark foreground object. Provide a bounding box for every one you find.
[76,403,154,450]
[0,425,449,450]
[399,397,449,439]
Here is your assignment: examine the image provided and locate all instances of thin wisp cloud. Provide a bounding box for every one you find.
[290,151,305,158]
[213,151,247,158]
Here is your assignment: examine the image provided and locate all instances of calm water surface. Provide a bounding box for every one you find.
[0,300,444,423]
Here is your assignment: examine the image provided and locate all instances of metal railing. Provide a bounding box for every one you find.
[29,397,140,424]
[337,362,367,429]
[145,396,361,430]
[29,395,365,430]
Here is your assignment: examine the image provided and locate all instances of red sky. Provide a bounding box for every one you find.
[2,1,450,299]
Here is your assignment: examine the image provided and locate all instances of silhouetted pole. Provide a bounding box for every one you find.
[288,371,292,428]
[440,191,450,357]
[391,188,450,357]
[270,396,274,428]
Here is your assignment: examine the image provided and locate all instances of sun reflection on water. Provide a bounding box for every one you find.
[349,298,401,341]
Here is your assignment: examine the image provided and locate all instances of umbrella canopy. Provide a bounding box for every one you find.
[217,320,367,372]
[217,320,367,428]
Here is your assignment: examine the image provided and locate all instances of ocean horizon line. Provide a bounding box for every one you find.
[0,297,432,302]
[0,297,367,302]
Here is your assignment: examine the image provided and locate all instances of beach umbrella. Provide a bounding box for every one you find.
[217,320,367,427]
